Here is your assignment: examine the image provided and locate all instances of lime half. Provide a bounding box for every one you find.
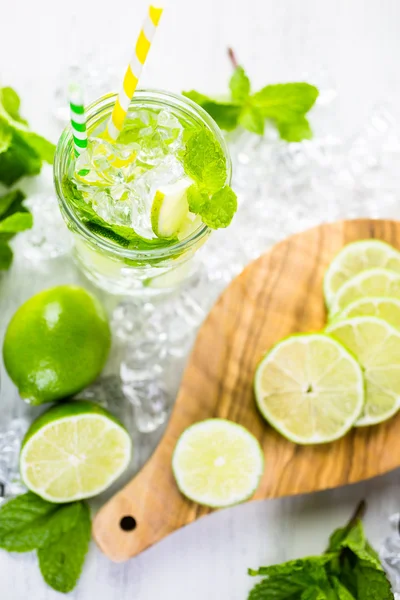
[324,240,400,309]
[329,268,400,317]
[335,297,400,330]
[20,401,132,502]
[327,317,400,426]
[254,334,364,444]
[172,419,263,508]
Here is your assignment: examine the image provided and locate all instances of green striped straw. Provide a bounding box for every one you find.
[69,83,88,156]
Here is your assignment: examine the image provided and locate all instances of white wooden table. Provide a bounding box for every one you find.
[1,0,400,597]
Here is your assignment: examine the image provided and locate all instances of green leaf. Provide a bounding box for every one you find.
[251,83,318,122]
[354,562,394,600]
[201,185,237,229]
[239,105,265,135]
[0,492,58,552]
[38,502,91,594]
[0,87,27,124]
[330,576,356,599]
[0,493,83,553]
[187,184,209,214]
[0,131,41,186]
[22,131,55,164]
[183,91,241,131]
[0,118,12,153]
[0,242,13,269]
[0,189,26,218]
[229,66,251,103]
[183,128,227,193]
[248,576,304,600]
[277,116,313,142]
[0,212,32,233]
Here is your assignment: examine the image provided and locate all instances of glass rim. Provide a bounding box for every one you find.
[54,89,232,260]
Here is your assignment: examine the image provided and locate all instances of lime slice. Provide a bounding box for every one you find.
[329,268,400,317]
[151,178,192,239]
[172,419,263,508]
[335,297,400,330]
[324,240,400,308]
[254,334,364,444]
[20,400,132,502]
[326,317,400,426]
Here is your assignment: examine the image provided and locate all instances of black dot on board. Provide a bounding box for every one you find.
[119,515,137,532]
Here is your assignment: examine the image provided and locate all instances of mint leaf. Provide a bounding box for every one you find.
[187,184,237,229]
[251,83,318,121]
[0,189,26,218]
[239,105,265,135]
[38,502,91,594]
[0,86,55,185]
[0,212,32,233]
[0,493,83,553]
[0,243,13,269]
[0,131,42,186]
[202,185,237,229]
[248,576,304,599]
[0,492,58,552]
[354,562,393,600]
[183,91,241,131]
[187,184,209,214]
[277,117,312,142]
[0,88,27,124]
[183,128,227,193]
[229,66,251,103]
[330,576,356,599]
[0,119,12,153]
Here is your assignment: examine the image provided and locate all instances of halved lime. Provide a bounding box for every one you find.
[20,400,132,503]
[324,240,400,308]
[335,297,400,330]
[151,178,192,239]
[172,419,263,508]
[329,268,400,317]
[326,317,400,426]
[254,334,364,444]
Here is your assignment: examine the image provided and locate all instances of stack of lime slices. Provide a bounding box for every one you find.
[255,239,400,443]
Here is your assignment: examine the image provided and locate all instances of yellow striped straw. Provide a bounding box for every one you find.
[107,5,163,140]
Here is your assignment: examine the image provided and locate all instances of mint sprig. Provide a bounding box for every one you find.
[248,501,393,600]
[0,87,55,186]
[184,49,319,141]
[183,129,237,229]
[0,492,91,593]
[0,189,32,269]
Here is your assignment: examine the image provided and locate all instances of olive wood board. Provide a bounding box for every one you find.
[93,218,400,562]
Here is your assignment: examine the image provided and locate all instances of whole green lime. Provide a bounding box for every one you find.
[3,285,111,405]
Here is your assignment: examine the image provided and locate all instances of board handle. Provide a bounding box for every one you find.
[93,441,197,562]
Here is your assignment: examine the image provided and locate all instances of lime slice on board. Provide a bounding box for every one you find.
[254,334,364,444]
[20,401,132,503]
[326,316,400,426]
[172,419,263,508]
[329,268,400,318]
[151,178,193,239]
[335,297,400,330]
[324,240,400,309]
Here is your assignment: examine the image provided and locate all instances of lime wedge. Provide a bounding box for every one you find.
[327,317,400,426]
[324,240,400,308]
[329,268,400,317]
[335,297,400,330]
[254,334,364,444]
[20,401,132,503]
[151,178,192,239]
[172,419,263,508]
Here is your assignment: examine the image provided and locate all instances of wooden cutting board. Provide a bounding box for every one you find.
[93,218,400,562]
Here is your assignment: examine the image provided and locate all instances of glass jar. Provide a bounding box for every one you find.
[54,90,231,296]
